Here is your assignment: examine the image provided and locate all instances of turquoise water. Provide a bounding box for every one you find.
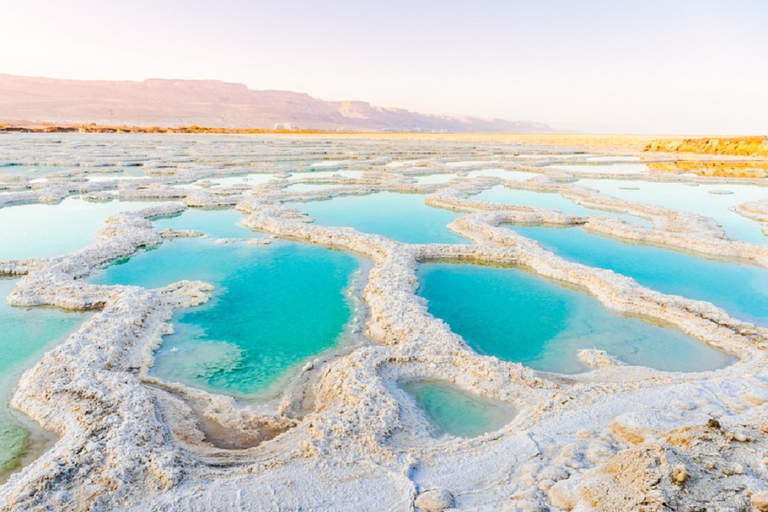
[0,198,160,261]
[472,186,649,227]
[417,263,733,373]
[291,192,466,244]
[89,238,359,396]
[577,179,767,244]
[509,226,768,326]
[153,208,261,239]
[402,380,515,438]
[0,279,84,480]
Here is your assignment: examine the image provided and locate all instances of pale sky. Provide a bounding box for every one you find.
[2,0,767,133]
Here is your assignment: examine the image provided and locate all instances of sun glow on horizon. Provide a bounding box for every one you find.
[1,0,766,133]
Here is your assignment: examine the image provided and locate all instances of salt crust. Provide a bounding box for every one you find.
[0,143,767,511]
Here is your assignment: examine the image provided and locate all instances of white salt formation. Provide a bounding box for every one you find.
[0,134,767,511]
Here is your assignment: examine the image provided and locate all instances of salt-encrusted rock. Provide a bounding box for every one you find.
[577,349,625,369]
[752,491,768,512]
[548,478,580,511]
[414,488,454,512]
[670,464,689,484]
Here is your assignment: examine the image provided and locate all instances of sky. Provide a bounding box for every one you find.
[2,0,767,133]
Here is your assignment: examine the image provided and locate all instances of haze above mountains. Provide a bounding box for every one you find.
[0,74,554,133]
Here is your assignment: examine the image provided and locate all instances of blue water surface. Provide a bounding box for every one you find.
[417,262,733,374]
[510,226,768,326]
[291,192,466,244]
[89,238,359,396]
[402,380,515,438]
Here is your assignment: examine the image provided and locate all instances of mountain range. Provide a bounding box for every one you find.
[0,74,553,133]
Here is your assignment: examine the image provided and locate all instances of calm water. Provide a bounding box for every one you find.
[510,226,768,326]
[402,380,515,438]
[417,263,733,373]
[576,179,767,244]
[0,279,83,479]
[153,208,261,239]
[472,186,650,227]
[89,238,359,396]
[0,198,160,261]
[290,192,466,244]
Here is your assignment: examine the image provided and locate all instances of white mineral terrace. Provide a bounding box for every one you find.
[0,135,767,511]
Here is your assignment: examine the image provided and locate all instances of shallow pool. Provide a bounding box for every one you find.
[153,208,260,239]
[89,238,359,396]
[576,179,767,244]
[510,226,768,326]
[0,279,84,481]
[417,262,733,373]
[0,198,161,261]
[291,192,467,244]
[402,380,515,438]
[472,186,649,227]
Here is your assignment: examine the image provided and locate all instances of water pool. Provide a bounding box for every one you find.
[0,279,84,481]
[290,192,467,244]
[509,226,768,326]
[402,380,515,438]
[471,186,649,227]
[89,238,359,396]
[576,179,767,244]
[0,198,161,261]
[417,262,733,373]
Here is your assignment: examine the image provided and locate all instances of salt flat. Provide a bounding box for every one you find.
[0,133,767,511]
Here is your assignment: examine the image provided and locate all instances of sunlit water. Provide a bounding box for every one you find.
[576,179,767,244]
[290,192,467,244]
[472,186,651,227]
[153,208,261,239]
[510,226,768,326]
[402,380,515,438]
[417,262,733,373]
[0,279,84,480]
[0,198,160,261]
[89,238,359,396]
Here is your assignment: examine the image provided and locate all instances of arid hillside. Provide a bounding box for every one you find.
[0,74,553,133]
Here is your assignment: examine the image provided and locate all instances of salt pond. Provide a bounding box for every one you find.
[472,185,650,227]
[291,192,467,244]
[510,226,768,326]
[89,238,359,396]
[153,208,260,239]
[0,279,84,481]
[576,179,767,244]
[402,380,515,438]
[417,262,733,373]
[0,198,160,261]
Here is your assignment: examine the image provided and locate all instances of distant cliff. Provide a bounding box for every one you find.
[0,74,554,133]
